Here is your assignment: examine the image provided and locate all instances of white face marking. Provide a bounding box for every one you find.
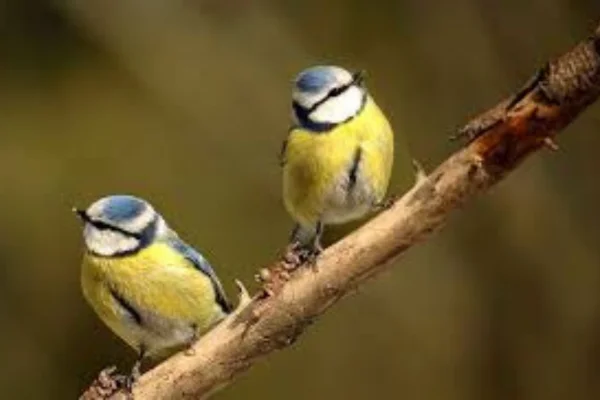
[307,86,364,124]
[292,68,354,109]
[83,224,140,256]
[86,198,156,234]
[79,196,172,257]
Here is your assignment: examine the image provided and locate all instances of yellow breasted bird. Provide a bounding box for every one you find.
[74,195,231,384]
[281,65,394,255]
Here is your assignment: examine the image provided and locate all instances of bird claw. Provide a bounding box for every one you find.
[283,242,321,271]
[255,242,322,298]
[282,242,323,270]
[184,333,198,357]
[89,364,138,397]
[120,360,142,393]
[304,247,322,271]
[282,242,303,267]
[80,365,126,400]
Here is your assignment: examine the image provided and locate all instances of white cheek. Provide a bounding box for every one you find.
[309,86,364,124]
[84,226,139,256]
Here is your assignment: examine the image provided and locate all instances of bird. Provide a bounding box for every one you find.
[281,65,394,259]
[74,195,232,386]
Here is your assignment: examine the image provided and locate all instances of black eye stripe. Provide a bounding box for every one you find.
[305,72,365,115]
[91,219,142,240]
[307,82,352,114]
[85,215,160,258]
[77,210,142,240]
[326,85,346,98]
[291,71,367,133]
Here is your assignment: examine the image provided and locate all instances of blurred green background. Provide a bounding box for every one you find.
[1,0,600,398]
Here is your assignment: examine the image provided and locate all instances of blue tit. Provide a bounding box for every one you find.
[74,195,232,382]
[281,65,394,255]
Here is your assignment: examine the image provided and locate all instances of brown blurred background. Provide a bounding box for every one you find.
[1,0,600,398]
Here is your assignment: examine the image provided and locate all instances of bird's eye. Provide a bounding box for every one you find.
[88,218,142,240]
[327,85,346,98]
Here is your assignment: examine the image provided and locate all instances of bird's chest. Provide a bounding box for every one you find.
[286,130,355,182]
[80,254,199,355]
[285,128,376,221]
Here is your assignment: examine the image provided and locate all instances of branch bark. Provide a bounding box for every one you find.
[81,22,600,400]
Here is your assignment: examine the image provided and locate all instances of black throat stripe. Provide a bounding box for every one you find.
[347,146,363,193]
[76,209,142,240]
[109,287,143,326]
[306,73,363,115]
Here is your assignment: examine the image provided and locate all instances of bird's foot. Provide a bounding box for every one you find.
[255,242,322,298]
[81,360,142,399]
[281,242,302,268]
[184,327,198,357]
[304,245,322,272]
[121,360,142,394]
[80,366,126,400]
[282,241,322,270]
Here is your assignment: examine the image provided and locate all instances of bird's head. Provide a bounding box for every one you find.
[73,195,167,257]
[292,65,367,132]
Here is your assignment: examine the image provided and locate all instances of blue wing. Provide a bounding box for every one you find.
[167,237,232,313]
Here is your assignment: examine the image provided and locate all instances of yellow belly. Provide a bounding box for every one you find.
[80,242,225,357]
[282,96,394,227]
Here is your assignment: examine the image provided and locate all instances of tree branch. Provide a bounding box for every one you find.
[81,22,600,400]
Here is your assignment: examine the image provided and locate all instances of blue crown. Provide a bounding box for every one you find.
[100,195,149,223]
[295,66,345,93]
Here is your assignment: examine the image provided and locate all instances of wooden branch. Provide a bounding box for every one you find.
[81,22,600,400]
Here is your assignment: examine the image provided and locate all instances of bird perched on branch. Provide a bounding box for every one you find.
[74,195,232,387]
[281,65,394,260]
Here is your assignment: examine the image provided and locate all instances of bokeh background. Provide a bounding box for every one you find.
[1,0,600,398]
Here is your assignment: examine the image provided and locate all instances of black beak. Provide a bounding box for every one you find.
[352,70,366,86]
[73,208,89,223]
